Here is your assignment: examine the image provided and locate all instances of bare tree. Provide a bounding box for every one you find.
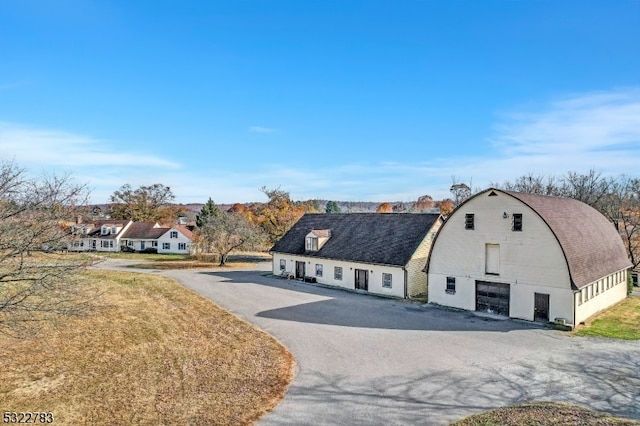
[0,160,97,336]
[196,212,264,266]
[450,177,472,207]
[496,173,562,196]
[109,183,177,223]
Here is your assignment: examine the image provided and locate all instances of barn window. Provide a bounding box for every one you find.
[465,214,475,230]
[512,214,523,231]
[382,273,392,288]
[446,277,456,294]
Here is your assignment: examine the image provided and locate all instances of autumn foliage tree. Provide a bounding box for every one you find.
[437,199,454,216]
[376,202,393,213]
[254,187,308,244]
[412,195,434,212]
[109,183,178,224]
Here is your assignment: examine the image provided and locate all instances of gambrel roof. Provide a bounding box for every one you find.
[271,213,441,267]
[485,189,631,289]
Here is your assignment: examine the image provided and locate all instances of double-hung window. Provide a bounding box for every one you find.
[382,273,392,288]
[315,264,323,277]
[334,266,343,280]
[446,276,456,294]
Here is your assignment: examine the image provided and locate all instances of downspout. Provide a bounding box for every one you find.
[403,267,408,299]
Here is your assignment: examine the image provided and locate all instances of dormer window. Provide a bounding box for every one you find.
[111,226,117,234]
[305,229,331,252]
[306,236,318,251]
[101,225,108,235]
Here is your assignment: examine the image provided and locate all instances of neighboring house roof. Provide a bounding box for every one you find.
[121,222,166,239]
[493,189,631,289]
[271,213,441,266]
[172,225,195,240]
[80,219,131,239]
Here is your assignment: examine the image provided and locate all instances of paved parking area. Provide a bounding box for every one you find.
[98,260,640,425]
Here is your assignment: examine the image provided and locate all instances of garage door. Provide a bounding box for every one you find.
[476,281,510,316]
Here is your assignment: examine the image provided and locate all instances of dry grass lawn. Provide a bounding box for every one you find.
[0,269,294,425]
[574,297,640,340]
[452,401,639,425]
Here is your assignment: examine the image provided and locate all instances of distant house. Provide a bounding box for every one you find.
[156,225,194,254]
[120,222,166,252]
[271,213,443,299]
[69,220,194,254]
[69,219,133,252]
[426,188,632,326]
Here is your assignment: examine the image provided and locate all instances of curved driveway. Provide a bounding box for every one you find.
[96,260,640,425]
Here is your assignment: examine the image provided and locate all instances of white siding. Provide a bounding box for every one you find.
[574,269,628,324]
[272,253,406,298]
[428,193,575,322]
[157,228,192,254]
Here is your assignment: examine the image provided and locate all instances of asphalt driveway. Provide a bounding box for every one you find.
[97,260,640,425]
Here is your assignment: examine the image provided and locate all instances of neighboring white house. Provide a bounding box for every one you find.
[157,225,194,254]
[119,222,166,252]
[426,188,632,326]
[69,220,194,254]
[69,219,133,252]
[271,213,442,299]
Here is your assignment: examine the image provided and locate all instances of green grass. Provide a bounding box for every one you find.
[97,252,191,261]
[574,297,640,340]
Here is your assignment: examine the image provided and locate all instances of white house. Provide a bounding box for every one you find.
[120,222,194,254]
[157,225,194,254]
[271,213,442,299]
[426,188,632,326]
[69,219,133,252]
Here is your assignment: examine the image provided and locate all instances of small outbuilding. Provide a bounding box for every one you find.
[271,213,442,299]
[426,188,631,326]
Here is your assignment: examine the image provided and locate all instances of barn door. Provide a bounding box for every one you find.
[355,269,368,291]
[295,261,306,279]
[534,293,550,322]
[476,281,510,316]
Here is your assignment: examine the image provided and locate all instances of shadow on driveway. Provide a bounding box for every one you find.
[198,270,542,333]
[264,350,640,425]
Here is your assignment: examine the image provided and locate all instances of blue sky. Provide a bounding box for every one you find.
[1,1,639,204]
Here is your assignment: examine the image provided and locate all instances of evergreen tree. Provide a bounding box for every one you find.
[196,198,222,228]
[325,201,341,214]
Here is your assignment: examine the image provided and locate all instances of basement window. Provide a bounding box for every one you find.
[446,277,456,294]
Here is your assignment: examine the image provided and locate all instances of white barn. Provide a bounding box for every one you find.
[426,188,631,326]
[271,213,442,299]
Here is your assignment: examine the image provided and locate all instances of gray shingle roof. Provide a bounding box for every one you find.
[502,190,632,289]
[121,222,166,239]
[271,213,441,266]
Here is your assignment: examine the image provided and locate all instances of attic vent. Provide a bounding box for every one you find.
[488,191,498,197]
